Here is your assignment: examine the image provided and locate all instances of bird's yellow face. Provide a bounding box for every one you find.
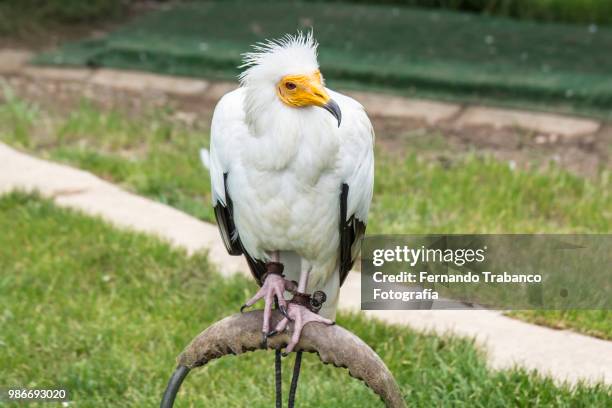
[277,70,329,108]
[276,70,342,126]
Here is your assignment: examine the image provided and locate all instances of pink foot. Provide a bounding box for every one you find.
[270,291,334,354]
[240,262,294,344]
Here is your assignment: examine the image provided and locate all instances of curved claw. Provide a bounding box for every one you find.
[262,332,268,348]
[282,302,335,355]
[267,330,278,337]
[279,305,292,321]
[240,304,249,313]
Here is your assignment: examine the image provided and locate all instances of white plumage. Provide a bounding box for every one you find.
[209,33,374,318]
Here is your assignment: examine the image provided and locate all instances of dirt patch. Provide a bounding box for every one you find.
[373,113,609,178]
[448,124,605,176]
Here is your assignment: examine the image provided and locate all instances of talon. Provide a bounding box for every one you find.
[280,296,334,356]
[262,332,268,347]
[267,330,278,337]
[242,262,290,340]
[279,305,291,320]
[281,352,290,357]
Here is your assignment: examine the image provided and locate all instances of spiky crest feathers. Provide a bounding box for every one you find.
[239,31,320,86]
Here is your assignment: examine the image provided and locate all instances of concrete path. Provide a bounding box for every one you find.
[1,141,610,386]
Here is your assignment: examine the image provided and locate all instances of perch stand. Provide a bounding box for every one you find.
[161,310,405,407]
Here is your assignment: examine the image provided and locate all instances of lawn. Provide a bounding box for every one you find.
[0,90,609,340]
[1,192,610,407]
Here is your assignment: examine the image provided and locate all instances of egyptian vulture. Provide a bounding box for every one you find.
[209,32,374,353]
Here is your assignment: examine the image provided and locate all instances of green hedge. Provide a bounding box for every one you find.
[0,0,125,35]
[319,0,612,25]
[0,0,124,22]
[3,1,610,28]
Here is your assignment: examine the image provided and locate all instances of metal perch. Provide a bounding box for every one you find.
[160,310,406,407]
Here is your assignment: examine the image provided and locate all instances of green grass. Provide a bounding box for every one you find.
[34,0,612,119]
[0,90,610,339]
[372,155,609,234]
[1,191,610,407]
[509,310,612,341]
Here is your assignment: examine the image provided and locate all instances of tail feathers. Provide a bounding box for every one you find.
[199,148,210,170]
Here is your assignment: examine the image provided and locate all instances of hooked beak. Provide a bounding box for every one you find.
[322,99,342,128]
[276,71,342,127]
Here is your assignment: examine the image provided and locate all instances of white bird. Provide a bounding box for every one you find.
[209,32,374,352]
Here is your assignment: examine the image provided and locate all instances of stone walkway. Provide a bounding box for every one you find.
[1,141,610,386]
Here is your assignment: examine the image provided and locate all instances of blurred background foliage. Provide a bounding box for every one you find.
[0,0,125,23]
[325,0,612,25]
[30,1,612,119]
[0,0,124,24]
[1,0,611,33]
[0,0,125,36]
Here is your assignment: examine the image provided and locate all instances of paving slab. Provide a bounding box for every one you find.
[347,91,461,124]
[0,144,106,196]
[456,106,600,137]
[22,66,93,82]
[90,68,209,96]
[0,49,32,74]
[1,140,611,386]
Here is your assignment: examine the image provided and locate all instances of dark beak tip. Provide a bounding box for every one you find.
[323,99,342,128]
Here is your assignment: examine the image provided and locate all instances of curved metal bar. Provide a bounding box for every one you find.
[288,350,303,408]
[162,310,406,408]
[160,365,190,408]
[275,348,282,408]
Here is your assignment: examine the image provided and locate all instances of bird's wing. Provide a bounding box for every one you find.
[210,89,267,283]
[331,90,375,286]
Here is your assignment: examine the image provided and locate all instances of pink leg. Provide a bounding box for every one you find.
[268,266,334,353]
[241,255,290,344]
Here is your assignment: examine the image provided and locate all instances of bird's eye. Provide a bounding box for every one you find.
[285,82,296,90]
